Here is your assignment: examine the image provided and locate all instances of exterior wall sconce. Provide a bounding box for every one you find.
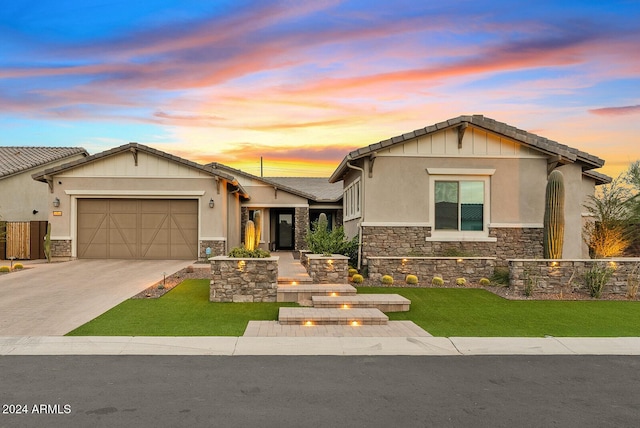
[53,197,60,207]
[209,198,215,208]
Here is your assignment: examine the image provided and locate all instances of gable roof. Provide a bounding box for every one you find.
[330,115,608,183]
[0,146,88,179]
[31,143,249,197]
[208,163,343,202]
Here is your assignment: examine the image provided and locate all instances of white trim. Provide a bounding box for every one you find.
[426,236,498,242]
[310,204,342,209]
[377,153,546,159]
[65,190,206,196]
[344,177,362,221]
[489,223,543,229]
[361,222,431,227]
[426,168,496,176]
[241,203,309,208]
[51,236,72,240]
[200,237,227,241]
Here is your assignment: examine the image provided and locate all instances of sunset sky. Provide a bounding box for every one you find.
[1,0,638,178]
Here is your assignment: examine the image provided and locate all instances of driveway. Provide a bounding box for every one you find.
[0,259,195,335]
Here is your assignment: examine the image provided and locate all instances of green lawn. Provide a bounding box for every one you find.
[67,280,640,337]
[358,287,640,337]
[66,279,295,336]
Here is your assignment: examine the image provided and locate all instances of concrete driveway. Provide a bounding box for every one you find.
[0,259,195,335]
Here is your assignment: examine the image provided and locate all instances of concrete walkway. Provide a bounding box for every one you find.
[1,336,639,355]
[0,259,193,335]
[274,251,312,283]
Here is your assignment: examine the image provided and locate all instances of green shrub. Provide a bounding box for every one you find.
[13,263,24,270]
[351,274,364,284]
[348,268,358,277]
[381,275,394,285]
[491,267,510,286]
[0,266,10,273]
[522,269,538,297]
[305,216,359,266]
[431,276,444,286]
[479,278,491,286]
[228,247,271,258]
[584,263,614,299]
[456,277,467,286]
[406,274,419,285]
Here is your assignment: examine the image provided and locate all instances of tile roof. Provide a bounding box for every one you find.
[330,115,608,182]
[208,163,343,202]
[0,146,88,179]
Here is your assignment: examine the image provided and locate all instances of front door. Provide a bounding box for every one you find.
[276,210,295,250]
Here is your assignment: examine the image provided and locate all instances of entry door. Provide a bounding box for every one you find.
[276,211,294,250]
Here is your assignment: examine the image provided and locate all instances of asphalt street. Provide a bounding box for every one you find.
[1,355,639,427]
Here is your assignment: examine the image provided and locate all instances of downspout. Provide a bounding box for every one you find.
[346,161,365,270]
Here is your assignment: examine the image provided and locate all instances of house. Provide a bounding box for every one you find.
[31,143,247,260]
[329,115,611,268]
[29,143,341,261]
[207,163,343,251]
[0,146,88,259]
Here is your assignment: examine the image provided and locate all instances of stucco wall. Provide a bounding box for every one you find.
[0,154,86,222]
[556,164,589,258]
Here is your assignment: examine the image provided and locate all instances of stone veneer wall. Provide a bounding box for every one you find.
[199,240,226,261]
[51,239,71,258]
[361,226,543,266]
[210,256,278,302]
[294,207,309,251]
[306,254,349,284]
[509,259,640,296]
[367,257,496,285]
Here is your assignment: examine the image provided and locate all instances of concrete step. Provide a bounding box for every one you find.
[278,307,388,326]
[277,276,314,285]
[311,294,411,312]
[277,283,357,303]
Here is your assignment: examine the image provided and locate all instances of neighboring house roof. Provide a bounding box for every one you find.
[330,115,609,183]
[0,146,88,180]
[31,143,249,197]
[208,162,343,202]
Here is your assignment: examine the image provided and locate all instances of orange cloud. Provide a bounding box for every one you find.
[589,105,640,116]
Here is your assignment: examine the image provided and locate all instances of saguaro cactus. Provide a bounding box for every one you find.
[44,222,52,263]
[543,170,565,259]
[253,210,262,249]
[244,220,256,251]
[317,212,328,231]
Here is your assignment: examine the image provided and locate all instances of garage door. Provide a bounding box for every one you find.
[77,199,198,259]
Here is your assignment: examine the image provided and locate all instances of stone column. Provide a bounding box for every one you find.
[294,207,310,251]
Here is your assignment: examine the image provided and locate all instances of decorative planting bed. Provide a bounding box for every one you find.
[210,256,279,302]
[366,256,497,285]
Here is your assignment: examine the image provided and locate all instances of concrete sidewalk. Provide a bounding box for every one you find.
[1,336,639,356]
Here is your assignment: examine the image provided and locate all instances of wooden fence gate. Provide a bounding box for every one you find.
[0,221,47,260]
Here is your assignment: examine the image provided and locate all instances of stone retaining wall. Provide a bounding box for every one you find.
[210,256,278,302]
[51,239,71,258]
[199,240,226,261]
[367,256,496,285]
[306,254,349,284]
[509,259,640,296]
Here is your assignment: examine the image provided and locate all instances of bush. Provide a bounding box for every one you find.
[348,268,358,277]
[456,277,467,286]
[479,278,491,286]
[227,247,271,258]
[305,216,359,266]
[406,274,418,285]
[491,267,510,286]
[351,274,364,284]
[431,276,444,286]
[381,275,394,285]
[0,266,9,273]
[584,263,614,298]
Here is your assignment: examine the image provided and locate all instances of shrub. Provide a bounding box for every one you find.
[431,276,444,286]
[406,274,418,285]
[0,266,10,273]
[522,269,539,297]
[381,275,394,285]
[305,216,359,266]
[228,247,271,258]
[351,274,364,284]
[348,268,358,277]
[455,277,467,286]
[627,263,640,299]
[584,263,614,298]
[479,278,491,286]
[491,267,510,286]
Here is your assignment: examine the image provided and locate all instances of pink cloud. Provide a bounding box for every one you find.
[588,105,640,116]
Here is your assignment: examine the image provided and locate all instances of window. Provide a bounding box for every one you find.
[435,181,484,231]
[427,169,494,240]
[344,179,361,220]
